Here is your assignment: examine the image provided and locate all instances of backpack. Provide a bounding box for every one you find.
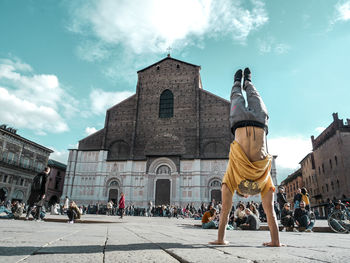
[32,174,43,191]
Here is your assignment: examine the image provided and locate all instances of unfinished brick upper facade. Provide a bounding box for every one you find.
[79,56,232,161]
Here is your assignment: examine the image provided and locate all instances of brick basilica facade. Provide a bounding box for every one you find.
[62,56,277,207]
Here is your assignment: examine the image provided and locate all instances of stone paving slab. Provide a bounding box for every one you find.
[0,216,349,263]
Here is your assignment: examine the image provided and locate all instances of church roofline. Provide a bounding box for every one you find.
[106,94,136,112]
[137,56,201,73]
[78,128,104,143]
[200,89,230,104]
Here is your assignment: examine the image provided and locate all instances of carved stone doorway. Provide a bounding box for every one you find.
[211,189,222,203]
[155,179,170,206]
[109,189,119,204]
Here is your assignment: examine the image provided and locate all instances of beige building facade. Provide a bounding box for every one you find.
[0,125,52,203]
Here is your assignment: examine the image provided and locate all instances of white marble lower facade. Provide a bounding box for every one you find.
[62,150,278,207]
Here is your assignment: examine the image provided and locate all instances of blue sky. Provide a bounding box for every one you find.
[1,0,349,183]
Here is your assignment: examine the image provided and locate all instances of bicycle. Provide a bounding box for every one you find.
[328,203,350,233]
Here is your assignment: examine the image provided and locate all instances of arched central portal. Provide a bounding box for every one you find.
[209,179,222,203]
[211,189,221,203]
[155,179,170,206]
[109,189,119,204]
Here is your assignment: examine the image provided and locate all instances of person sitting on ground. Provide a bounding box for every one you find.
[210,68,283,247]
[233,203,247,228]
[13,201,24,219]
[280,203,296,232]
[249,203,260,219]
[67,201,81,224]
[202,208,217,229]
[294,200,314,232]
[240,208,260,230]
[0,201,13,219]
[301,188,310,211]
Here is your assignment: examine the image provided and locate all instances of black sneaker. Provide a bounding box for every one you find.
[234,69,243,83]
[243,67,252,89]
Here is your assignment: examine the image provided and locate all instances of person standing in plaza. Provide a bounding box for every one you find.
[293,188,302,209]
[277,186,287,217]
[301,187,310,211]
[107,200,113,216]
[210,68,283,246]
[118,192,125,219]
[26,167,50,221]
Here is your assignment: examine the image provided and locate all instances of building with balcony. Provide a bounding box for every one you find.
[0,125,53,203]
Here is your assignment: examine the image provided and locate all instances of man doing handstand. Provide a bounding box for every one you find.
[210,68,283,247]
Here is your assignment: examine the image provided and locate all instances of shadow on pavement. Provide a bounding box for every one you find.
[0,242,262,255]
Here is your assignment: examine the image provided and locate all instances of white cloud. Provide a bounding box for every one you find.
[0,58,77,134]
[90,89,134,115]
[329,0,350,29]
[335,1,350,22]
[49,147,69,164]
[76,41,110,62]
[274,43,290,54]
[85,126,97,135]
[257,37,290,54]
[68,0,268,56]
[268,136,312,170]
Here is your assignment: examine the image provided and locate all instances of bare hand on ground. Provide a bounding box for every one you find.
[263,242,286,247]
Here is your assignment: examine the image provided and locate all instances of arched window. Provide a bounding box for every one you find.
[159,90,173,118]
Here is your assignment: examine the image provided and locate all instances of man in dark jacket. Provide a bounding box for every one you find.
[25,167,50,220]
[277,187,287,215]
[293,188,302,209]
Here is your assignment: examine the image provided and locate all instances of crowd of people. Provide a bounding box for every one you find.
[277,186,315,232]
[2,166,348,233]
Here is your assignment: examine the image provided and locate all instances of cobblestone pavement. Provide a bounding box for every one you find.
[0,216,349,263]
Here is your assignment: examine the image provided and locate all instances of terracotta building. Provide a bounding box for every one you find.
[299,152,317,205]
[46,159,67,206]
[0,125,52,203]
[308,113,350,217]
[281,168,303,208]
[62,56,277,207]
